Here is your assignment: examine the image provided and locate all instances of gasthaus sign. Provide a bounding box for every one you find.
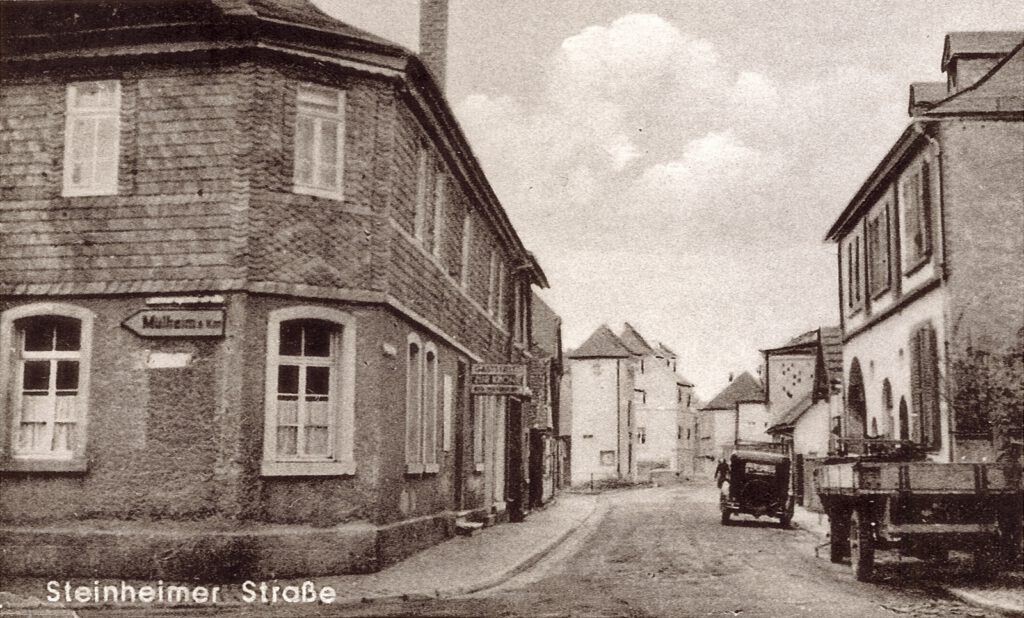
[470,363,528,396]
[122,309,226,338]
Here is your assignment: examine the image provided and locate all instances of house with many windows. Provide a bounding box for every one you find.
[0,0,548,578]
[566,323,694,485]
[825,32,1023,463]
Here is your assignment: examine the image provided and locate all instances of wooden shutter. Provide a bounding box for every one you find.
[920,326,940,448]
[920,161,933,256]
[909,329,923,443]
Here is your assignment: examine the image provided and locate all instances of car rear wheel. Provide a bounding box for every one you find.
[849,509,874,581]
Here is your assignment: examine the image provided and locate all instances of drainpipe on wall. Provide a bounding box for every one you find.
[913,121,954,463]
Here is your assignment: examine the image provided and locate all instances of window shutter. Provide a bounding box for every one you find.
[920,326,940,448]
[920,162,933,256]
[903,174,920,262]
[909,329,923,442]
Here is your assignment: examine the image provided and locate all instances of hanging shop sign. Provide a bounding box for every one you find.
[470,363,528,396]
[122,309,225,338]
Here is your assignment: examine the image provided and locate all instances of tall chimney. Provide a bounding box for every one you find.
[419,0,448,91]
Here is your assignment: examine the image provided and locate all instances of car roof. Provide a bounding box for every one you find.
[731,450,790,465]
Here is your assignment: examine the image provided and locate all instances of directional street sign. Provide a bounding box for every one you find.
[122,309,226,338]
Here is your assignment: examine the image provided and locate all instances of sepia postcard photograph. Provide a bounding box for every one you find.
[0,1,1022,616]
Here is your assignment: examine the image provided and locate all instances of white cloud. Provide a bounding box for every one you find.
[452,13,911,395]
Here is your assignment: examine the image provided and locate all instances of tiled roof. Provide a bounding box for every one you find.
[245,0,404,50]
[942,31,1024,70]
[767,393,814,433]
[909,81,949,115]
[701,372,765,410]
[618,323,657,356]
[530,292,561,359]
[568,325,632,359]
[819,326,843,381]
[657,342,678,358]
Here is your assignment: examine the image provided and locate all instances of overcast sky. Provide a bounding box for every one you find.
[316,1,1023,399]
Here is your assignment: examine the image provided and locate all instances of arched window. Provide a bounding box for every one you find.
[881,379,894,438]
[262,306,356,476]
[898,397,909,441]
[1,303,94,471]
[406,335,440,473]
[846,359,867,439]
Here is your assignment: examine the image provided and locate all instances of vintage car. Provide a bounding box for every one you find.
[720,450,794,527]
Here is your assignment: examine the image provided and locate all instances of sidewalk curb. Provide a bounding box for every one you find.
[336,494,604,606]
[943,586,1024,617]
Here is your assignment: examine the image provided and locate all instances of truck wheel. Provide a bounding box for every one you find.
[779,513,792,528]
[973,542,1000,577]
[829,508,849,564]
[721,510,731,525]
[849,510,874,581]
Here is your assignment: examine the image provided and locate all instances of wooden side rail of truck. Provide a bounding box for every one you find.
[814,458,1022,581]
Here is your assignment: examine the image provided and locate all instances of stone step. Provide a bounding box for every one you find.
[455,519,484,536]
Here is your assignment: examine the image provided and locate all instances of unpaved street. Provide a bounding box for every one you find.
[344,485,997,618]
[88,484,1002,618]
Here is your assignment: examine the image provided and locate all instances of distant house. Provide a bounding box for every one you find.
[620,324,694,475]
[763,327,842,508]
[825,32,1024,462]
[698,371,768,464]
[566,325,637,485]
[764,327,843,459]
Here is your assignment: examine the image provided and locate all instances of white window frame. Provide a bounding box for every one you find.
[496,260,506,325]
[0,303,94,472]
[442,374,453,452]
[406,335,440,474]
[487,251,498,317]
[62,80,121,197]
[414,147,429,242]
[432,173,446,259]
[473,395,486,471]
[292,84,346,200]
[461,214,473,289]
[261,306,356,476]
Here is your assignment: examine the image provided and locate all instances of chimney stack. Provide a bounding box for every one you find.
[419,0,449,91]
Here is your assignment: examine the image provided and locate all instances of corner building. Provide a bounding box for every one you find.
[0,0,547,578]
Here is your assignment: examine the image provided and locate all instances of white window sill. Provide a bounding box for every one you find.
[293,185,344,201]
[405,462,441,475]
[474,462,485,473]
[260,460,355,477]
[1,458,88,473]
[62,187,117,197]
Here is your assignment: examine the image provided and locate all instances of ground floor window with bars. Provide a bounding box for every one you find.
[262,306,356,476]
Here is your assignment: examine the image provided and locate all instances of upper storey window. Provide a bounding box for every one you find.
[901,160,933,270]
[293,85,346,199]
[867,205,891,297]
[63,81,120,197]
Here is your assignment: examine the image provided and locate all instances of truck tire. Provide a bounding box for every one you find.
[721,510,731,525]
[829,508,848,564]
[849,509,874,581]
[779,513,791,528]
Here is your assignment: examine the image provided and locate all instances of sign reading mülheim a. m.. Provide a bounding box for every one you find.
[470,363,528,396]
[122,309,226,338]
